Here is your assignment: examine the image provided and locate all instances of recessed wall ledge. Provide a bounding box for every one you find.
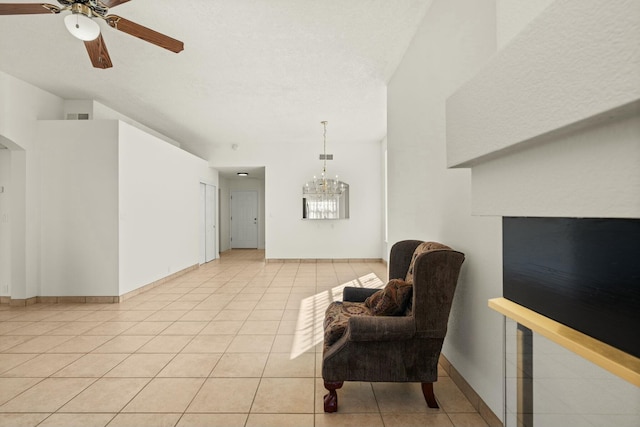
[450,100,639,169]
[445,0,640,169]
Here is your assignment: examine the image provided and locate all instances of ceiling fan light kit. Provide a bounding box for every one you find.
[0,0,184,68]
[64,3,100,41]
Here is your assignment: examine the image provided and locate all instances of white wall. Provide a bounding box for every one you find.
[39,121,119,297]
[496,0,554,49]
[0,149,10,296]
[459,2,640,422]
[387,0,503,418]
[390,0,640,421]
[0,70,64,300]
[447,0,640,168]
[212,139,382,259]
[472,113,640,217]
[63,100,94,120]
[0,70,64,149]
[218,177,231,252]
[37,119,217,297]
[1,71,216,299]
[9,150,28,299]
[452,0,640,218]
[118,121,216,295]
[380,137,388,261]
[93,101,182,148]
[37,119,215,297]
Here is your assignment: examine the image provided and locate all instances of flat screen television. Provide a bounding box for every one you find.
[503,217,640,358]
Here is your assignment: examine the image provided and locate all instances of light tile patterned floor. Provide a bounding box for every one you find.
[0,250,488,427]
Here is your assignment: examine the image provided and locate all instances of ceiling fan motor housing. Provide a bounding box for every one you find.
[70,3,91,17]
[59,0,109,17]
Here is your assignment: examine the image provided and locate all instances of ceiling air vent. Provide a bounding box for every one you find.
[66,113,90,120]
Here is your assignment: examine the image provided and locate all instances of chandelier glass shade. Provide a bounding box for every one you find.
[304,176,346,196]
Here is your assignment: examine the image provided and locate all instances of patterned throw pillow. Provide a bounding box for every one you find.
[364,279,413,316]
[323,301,372,347]
[364,289,383,309]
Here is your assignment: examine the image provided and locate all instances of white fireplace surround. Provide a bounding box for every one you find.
[446,0,640,219]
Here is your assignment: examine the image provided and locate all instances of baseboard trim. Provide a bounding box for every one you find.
[118,264,199,302]
[266,258,383,264]
[34,296,121,304]
[439,354,503,427]
[0,264,199,306]
[6,297,38,307]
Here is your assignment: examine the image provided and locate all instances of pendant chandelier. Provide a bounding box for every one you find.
[304,121,346,196]
[302,121,349,220]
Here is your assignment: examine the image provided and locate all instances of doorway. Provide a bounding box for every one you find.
[199,183,217,264]
[230,190,259,249]
[0,145,11,297]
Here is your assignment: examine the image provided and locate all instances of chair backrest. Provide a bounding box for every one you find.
[388,240,423,281]
[389,240,465,338]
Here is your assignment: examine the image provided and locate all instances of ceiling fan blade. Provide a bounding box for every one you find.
[84,34,113,69]
[105,15,183,53]
[100,0,131,8]
[0,3,60,15]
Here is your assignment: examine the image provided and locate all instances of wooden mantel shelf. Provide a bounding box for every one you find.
[488,297,640,387]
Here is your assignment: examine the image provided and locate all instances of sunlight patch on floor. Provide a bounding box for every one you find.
[290,273,384,359]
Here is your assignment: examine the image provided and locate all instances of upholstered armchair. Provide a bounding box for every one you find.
[321,240,465,412]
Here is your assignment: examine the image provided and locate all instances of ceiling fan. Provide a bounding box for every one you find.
[0,1,184,69]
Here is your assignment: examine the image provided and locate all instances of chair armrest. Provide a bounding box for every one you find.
[346,315,415,342]
[342,287,379,302]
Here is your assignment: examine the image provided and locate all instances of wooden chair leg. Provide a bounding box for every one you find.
[323,381,344,413]
[421,382,439,408]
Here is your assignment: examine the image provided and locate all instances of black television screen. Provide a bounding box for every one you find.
[503,217,640,358]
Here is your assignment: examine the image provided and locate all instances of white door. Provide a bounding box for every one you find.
[200,183,217,264]
[231,190,258,248]
[199,184,206,264]
[205,184,216,262]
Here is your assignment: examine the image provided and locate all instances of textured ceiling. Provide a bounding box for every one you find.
[0,0,432,161]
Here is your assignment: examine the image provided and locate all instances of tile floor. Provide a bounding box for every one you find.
[0,250,488,427]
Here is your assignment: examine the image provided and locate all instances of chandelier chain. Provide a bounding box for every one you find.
[322,121,328,179]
